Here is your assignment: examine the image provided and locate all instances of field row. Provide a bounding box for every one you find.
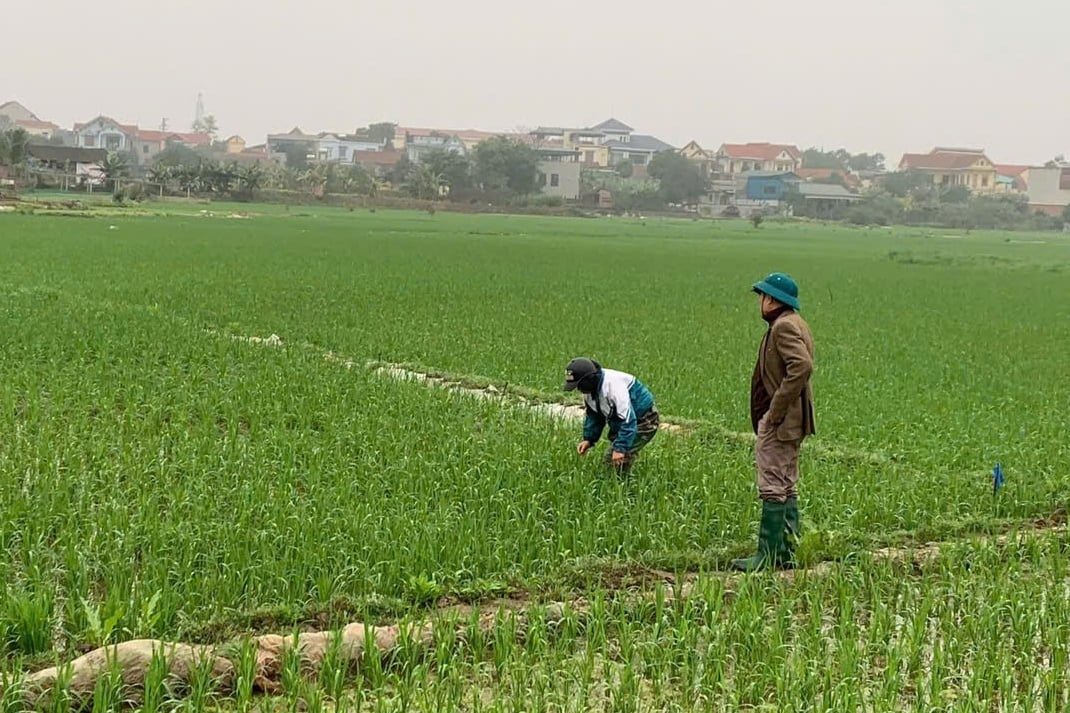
[4,210,1069,475]
[1,276,1062,653]
[7,532,1070,712]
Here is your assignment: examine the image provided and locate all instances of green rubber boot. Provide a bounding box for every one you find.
[782,497,800,569]
[731,500,786,572]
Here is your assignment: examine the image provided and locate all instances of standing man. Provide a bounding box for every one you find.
[732,272,815,571]
[564,357,659,474]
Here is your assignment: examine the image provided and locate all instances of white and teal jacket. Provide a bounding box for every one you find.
[582,369,656,452]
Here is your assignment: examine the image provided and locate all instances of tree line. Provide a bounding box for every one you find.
[788,169,1070,229]
[107,136,552,203]
[7,121,1067,228]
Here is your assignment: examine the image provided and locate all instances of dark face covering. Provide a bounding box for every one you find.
[577,373,600,394]
[761,295,792,324]
[763,305,791,324]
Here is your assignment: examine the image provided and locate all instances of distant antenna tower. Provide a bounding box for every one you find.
[194,92,205,126]
[160,117,169,131]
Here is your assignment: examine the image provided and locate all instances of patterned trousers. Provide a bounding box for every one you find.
[605,409,660,473]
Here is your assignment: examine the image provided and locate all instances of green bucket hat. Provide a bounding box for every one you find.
[752,272,800,311]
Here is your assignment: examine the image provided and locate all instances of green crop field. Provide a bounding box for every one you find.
[1,203,1069,710]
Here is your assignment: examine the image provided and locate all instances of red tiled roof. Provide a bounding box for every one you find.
[135,130,212,146]
[134,130,169,142]
[720,142,801,161]
[74,116,138,134]
[352,150,402,166]
[15,119,59,130]
[995,164,1031,191]
[797,167,860,188]
[899,148,993,170]
[994,164,1029,177]
[177,132,210,146]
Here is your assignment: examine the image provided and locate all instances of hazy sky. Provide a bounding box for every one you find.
[6,0,1069,165]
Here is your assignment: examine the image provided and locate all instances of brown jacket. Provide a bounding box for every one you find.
[755,310,815,441]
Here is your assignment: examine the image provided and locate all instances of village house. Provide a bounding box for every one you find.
[72,115,210,165]
[530,119,673,168]
[594,119,673,167]
[16,119,60,138]
[1026,166,1070,217]
[536,146,582,200]
[994,164,1030,193]
[531,127,610,167]
[730,170,860,216]
[74,116,138,152]
[207,136,282,166]
[393,128,505,154]
[26,145,107,186]
[352,149,404,178]
[406,133,467,163]
[389,122,654,178]
[132,129,212,165]
[696,179,739,215]
[717,143,802,176]
[267,127,386,164]
[738,171,801,205]
[223,135,246,154]
[0,100,36,123]
[678,140,720,178]
[897,147,997,193]
[315,133,384,162]
[793,182,862,216]
[0,100,60,138]
[796,167,860,191]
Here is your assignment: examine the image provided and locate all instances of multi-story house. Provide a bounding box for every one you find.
[897,147,998,193]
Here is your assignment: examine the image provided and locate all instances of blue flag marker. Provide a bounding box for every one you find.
[992,462,1005,496]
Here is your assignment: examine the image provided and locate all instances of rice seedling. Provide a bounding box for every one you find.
[0,207,1067,709]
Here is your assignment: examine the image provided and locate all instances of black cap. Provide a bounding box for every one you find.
[564,357,600,391]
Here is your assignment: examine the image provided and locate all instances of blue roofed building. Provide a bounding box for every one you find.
[735,171,861,216]
[741,171,801,201]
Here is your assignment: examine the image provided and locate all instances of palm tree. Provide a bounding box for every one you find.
[280,166,302,191]
[405,164,445,200]
[343,164,379,196]
[192,115,219,140]
[147,165,174,196]
[234,163,265,201]
[198,161,237,195]
[175,165,199,197]
[299,163,329,198]
[101,152,130,192]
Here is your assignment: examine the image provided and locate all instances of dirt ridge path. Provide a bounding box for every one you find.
[14,519,1067,709]
[215,329,915,470]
